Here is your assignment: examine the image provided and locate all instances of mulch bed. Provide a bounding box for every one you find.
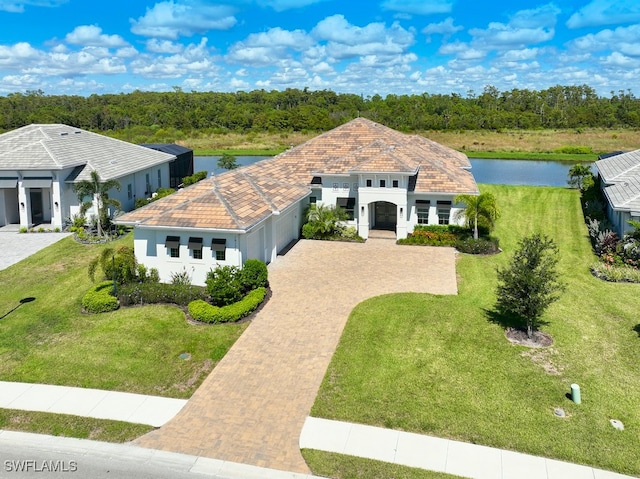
[505,327,553,348]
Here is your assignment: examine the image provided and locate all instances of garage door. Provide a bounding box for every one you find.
[246,227,265,262]
[275,209,296,254]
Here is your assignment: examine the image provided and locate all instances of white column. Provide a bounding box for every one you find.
[396,202,408,239]
[17,182,30,228]
[358,201,370,239]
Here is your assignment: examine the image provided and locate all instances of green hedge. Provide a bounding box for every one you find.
[188,287,267,324]
[455,237,500,255]
[82,281,119,313]
[118,282,205,306]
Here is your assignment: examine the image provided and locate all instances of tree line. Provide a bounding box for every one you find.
[1,84,639,134]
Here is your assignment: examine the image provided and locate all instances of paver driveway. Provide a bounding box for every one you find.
[136,238,458,473]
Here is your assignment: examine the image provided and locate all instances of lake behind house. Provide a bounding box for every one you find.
[195,156,592,187]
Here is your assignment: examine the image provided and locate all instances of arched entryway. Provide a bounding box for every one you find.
[372,201,397,231]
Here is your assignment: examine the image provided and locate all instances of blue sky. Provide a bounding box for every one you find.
[0,0,639,97]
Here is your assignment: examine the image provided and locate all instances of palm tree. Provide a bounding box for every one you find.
[73,170,121,237]
[454,192,500,240]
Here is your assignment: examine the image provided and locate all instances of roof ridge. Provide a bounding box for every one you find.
[211,177,243,227]
[241,171,280,213]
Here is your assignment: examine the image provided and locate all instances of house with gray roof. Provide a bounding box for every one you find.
[595,149,640,236]
[0,124,176,229]
[116,118,479,285]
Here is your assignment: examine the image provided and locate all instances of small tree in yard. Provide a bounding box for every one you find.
[568,163,594,191]
[454,193,500,240]
[73,170,121,237]
[496,234,565,339]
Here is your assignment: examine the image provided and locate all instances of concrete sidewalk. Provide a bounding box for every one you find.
[0,381,186,427]
[300,417,635,479]
[0,430,323,479]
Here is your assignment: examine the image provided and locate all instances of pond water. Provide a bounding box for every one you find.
[469,158,594,187]
[195,155,593,187]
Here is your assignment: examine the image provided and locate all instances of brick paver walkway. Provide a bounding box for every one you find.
[136,239,458,473]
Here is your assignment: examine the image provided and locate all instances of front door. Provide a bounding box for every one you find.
[374,202,397,230]
[30,190,43,225]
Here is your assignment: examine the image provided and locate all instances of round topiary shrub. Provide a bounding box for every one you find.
[240,259,269,291]
[82,281,119,313]
[188,287,267,324]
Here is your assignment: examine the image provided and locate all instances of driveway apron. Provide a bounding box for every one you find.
[136,238,458,473]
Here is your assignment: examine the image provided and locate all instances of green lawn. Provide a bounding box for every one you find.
[311,185,640,477]
[302,450,463,479]
[0,234,247,398]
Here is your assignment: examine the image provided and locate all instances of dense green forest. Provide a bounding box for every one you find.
[1,85,639,135]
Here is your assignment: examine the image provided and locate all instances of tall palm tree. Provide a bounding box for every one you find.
[73,170,121,237]
[454,192,500,240]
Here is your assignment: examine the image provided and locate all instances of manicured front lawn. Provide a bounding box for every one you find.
[311,185,640,476]
[0,234,247,399]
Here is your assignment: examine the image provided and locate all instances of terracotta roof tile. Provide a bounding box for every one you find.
[117,118,477,230]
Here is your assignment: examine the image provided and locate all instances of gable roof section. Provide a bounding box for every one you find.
[117,169,310,231]
[117,118,477,231]
[0,124,176,181]
[596,149,640,211]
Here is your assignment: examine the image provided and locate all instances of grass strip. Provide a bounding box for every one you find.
[302,450,463,479]
[0,409,153,443]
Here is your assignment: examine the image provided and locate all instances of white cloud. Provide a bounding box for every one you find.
[227,27,313,66]
[229,77,249,89]
[381,0,453,16]
[130,1,237,39]
[567,0,640,29]
[0,0,66,13]
[602,51,640,67]
[311,15,414,62]
[130,38,214,78]
[0,42,43,67]
[568,24,640,56]
[146,39,184,54]
[257,0,328,11]
[421,17,463,39]
[239,27,313,50]
[498,48,540,61]
[65,25,129,48]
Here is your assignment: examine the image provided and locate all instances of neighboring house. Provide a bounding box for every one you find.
[141,143,194,188]
[595,149,640,237]
[0,124,176,229]
[116,118,479,285]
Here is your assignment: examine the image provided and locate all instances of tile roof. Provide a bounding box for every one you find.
[596,149,640,211]
[117,118,478,231]
[0,124,175,181]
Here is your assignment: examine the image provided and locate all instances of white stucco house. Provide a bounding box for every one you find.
[0,124,177,229]
[595,149,640,236]
[116,118,479,286]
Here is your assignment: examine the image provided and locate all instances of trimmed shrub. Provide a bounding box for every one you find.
[398,229,459,246]
[456,237,500,255]
[188,287,267,324]
[118,282,205,307]
[82,281,119,313]
[239,259,269,291]
[182,171,208,187]
[206,265,243,306]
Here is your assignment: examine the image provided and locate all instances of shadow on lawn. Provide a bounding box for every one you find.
[483,307,549,330]
[0,297,36,320]
[633,324,640,338]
